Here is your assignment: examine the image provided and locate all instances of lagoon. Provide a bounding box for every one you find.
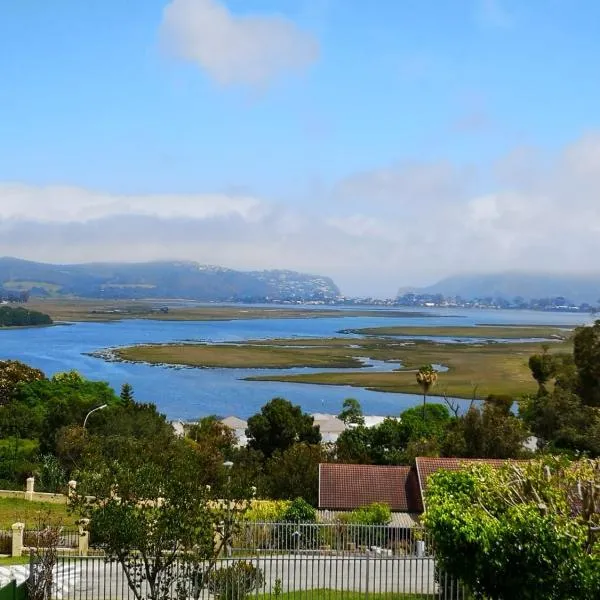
[0,306,593,420]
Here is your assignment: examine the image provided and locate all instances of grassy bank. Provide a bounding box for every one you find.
[0,498,74,529]
[340,325,572,340]
[26,299,432,323]
[245,339,550,399]
[115,343,364,369]
[113,334,570,399]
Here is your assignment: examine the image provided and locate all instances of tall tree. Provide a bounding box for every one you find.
[246,398,321,458]
[338,398,365,425]
[573,320,600,406]
[528,345,557,395]
[416,365,438,421]
[74,439,252,600]
[442,397,529,459]
[120,383,134,404]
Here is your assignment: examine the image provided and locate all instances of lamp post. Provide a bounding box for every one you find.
[223,461,234,557]
[83,404,107,428]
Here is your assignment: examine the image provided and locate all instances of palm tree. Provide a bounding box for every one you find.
[416,364,438,422]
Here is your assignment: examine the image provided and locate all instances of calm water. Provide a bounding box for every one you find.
[0,307,593,419]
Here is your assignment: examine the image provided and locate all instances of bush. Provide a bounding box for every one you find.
[207,562,264,600]
[345,502,391,525]
[282,498,316,523]
[244,500,290,522]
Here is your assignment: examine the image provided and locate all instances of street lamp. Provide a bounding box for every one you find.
[83,404,107,428]
[223,461,234,557]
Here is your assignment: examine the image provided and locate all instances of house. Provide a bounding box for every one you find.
[318,463,422,527]
[318,457,527,523]
[220,416,248,447]
[311,414,346,443]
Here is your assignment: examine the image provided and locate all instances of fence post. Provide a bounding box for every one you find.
[25,478,34,501]
[11,522,24,557]
[364,552,370,600]
[68,480,77,502]
[78,519,90,556]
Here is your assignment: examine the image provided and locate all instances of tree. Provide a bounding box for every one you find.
[528,345,557,395]
[520,388,600,456]
[120,383,134,404]
[335,405,451,465]
[338,398,364,426]
[261,443,325,505]
[424,459,600,599]
[416,365,437,421]
[574,320,600,406]
[0,360,45,405]
[75,439,251,600]
[442,397,529,459]
[246,398,321,458]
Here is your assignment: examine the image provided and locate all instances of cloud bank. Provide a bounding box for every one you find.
[2,134,600,296]
[160,0,319,85]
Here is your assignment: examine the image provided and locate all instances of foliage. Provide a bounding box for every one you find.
[424,459,600,599]
[344,502,391,525]
[27,519,62,600]
[521,388,600,456]
[74,438,252,600]
[246,398,321,458]
[262,443,325,505]
[36,454,67,493]
[416,365,438,418]
[0,306,52,328]
[207,562,264,600]
[244,500,290,522]
[0,437,39,484]
[442,398,530,459]
[523,321,600,455]
[574,320,600,406]
[528,345,557,394]
[338,398,365,426]
[282,497,317,523]
[0,360,45,406]
[120,382,134,404]
[335,404,450,465]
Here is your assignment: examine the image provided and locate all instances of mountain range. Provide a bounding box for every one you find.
[402,272,600,305]
[0,257,340,302]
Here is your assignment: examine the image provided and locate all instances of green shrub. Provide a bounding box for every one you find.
[282,498,316,523]
[345,502,391,525]
[207,561,264,600]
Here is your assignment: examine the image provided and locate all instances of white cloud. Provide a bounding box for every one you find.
[0,184,264,223]
[2,133,600,296]
[160,0,319,86]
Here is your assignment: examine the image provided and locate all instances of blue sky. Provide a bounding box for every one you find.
[1,0,600,295]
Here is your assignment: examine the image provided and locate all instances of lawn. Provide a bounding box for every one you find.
[255,591,438,600]
[0,498,76,529]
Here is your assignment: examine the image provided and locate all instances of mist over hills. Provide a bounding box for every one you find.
[402,272,600,305]
[0,257,340,302]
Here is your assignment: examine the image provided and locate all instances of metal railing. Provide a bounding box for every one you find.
[48,554,468,600]
[19,522,467,599]
[230,522,433,557]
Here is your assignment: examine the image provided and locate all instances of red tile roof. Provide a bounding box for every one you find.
[319,463,422,512]
[415,457,525,508]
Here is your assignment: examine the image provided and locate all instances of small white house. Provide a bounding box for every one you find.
[220,416,248,447]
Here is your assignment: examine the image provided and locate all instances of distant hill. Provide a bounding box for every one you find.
[0,258,340,302]
[400,272,600,305]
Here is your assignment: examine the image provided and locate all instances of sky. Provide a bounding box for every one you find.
[1,0,600,296]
